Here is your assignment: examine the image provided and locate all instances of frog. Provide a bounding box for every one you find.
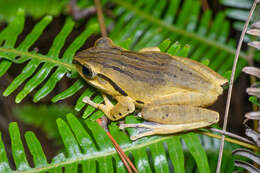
[74,37,228,140]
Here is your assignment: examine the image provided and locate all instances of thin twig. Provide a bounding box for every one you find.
[94,0,107,37]
[107,132,138,173]
[216,1,258,172]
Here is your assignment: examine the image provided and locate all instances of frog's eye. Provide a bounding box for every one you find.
[82,66,96,79]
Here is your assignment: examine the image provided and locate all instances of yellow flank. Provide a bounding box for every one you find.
[74,37,228,140]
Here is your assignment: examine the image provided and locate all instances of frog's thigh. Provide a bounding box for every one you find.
[152,91,219,107]
[120,105,219,140]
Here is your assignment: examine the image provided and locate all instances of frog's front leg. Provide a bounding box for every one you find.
[83,94,135,121]
[119,105,219,140]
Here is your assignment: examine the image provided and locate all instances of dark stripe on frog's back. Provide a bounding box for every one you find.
[79,49,211,90]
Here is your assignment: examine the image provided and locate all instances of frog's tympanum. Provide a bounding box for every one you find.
[74,37,228,140]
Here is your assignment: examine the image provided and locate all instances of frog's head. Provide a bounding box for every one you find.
[74,37,128,96]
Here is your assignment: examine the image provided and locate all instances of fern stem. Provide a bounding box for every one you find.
[0,47,76,71]
[112,0,248,60]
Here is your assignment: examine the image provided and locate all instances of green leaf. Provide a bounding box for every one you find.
[51,79,85,103]
[0,9,25,77]
[0,132,11,172]
[9,122,30,171]
[25,132,48,167]
[165,136,185,173]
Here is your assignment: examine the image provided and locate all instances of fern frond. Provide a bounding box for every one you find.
[110,0,249,78]
[0,9,98,104]
[0,114,236,173]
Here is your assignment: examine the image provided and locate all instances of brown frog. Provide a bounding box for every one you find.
[74,37,228,140]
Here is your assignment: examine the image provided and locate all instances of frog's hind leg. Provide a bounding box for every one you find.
[119,105,219,140]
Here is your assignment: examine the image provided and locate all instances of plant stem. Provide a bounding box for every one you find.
[94,0,107,37]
